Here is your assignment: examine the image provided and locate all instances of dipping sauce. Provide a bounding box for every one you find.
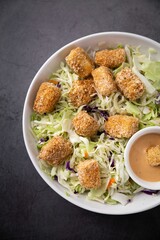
[129,133,160,182]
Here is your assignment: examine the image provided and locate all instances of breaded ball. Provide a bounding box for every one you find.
[105,115,139,138]
[92,66,117,96]
[39,136,73,166]
[68,79,96,107]
[115,67,144,101]
[95,48,126,69]
[72,111,99,137]
[146,145,160,167]
[77,159,101,189]
[33,82,61,114]
[65,47,94,78]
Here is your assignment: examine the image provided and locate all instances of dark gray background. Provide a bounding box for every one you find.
[1,0,160,239]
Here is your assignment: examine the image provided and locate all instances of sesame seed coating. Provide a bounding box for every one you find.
[65,47,94,78]
[39,136,73,166]
[77,159,101,189]
[115,67,145,101]
[72,111,99,137]
[105,115,139,138]
[95,48,126,69]
[33,82,61,114]
[92,66,117,96]
[146,145,160,167]
[68,79,96,107]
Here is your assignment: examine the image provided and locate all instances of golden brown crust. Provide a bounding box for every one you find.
[72,111,99,137]
[39,136,73,166]
[115,67,144,101]
[77,159,101,189]
[65,47,94,78]
[92,66,117,96]
[95,48,126,69]
[68,79,96,107]
[104,115,139,138]
[146,145,160,167]
[33,82,61,114]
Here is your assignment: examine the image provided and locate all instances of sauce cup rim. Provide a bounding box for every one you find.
[124,126,160,190]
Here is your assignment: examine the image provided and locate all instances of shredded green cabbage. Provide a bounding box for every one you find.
[31,45,160,205]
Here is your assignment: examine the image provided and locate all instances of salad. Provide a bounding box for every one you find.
[30,44,160,205]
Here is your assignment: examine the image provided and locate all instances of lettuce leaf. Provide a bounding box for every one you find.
[141,61,160,90]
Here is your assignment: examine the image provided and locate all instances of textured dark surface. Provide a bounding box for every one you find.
[1,0,160,239]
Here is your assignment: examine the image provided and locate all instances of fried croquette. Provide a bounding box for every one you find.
[33,82,61,114]
[66,47,94,78]
[92,66,117,96]
[72,111,99,137]
[39,136,73,166]
[95,48,126,69]
[115,67,145,101]
[146,145,160,167]
[105,115,139,138]
[77,159,101,189]
[68,79,96,107]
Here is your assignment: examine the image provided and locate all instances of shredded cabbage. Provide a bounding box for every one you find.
[31,45,160,205]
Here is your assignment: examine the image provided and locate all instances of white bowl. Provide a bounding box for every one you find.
[124,127,160,190]
[23,32,160,215]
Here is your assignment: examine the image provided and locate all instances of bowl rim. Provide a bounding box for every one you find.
[22,31,160,215]
[124,126,160,190]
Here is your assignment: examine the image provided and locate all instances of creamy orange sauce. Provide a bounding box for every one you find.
[129,133,160,182]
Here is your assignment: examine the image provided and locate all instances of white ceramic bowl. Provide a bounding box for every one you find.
[23,32,160,215]
[124,126,160,190]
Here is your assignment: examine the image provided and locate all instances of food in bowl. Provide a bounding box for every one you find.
[147,144,160,167]
[129,132,160,181]
[30,38,160,206]
[124,126,160,190]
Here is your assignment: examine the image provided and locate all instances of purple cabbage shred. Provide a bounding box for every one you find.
[97,130,105,136]
[40,136,49,142]
[110,160,115,168]
[109,151,112,156]
[57,82,61,88]
[66,161,76,173]
[82,105,109,120]
[54,175,58,181]
[109,137,115,140]
[155,92,160,104]
[108,152,115,167]
[82,105,95,112]
[142,189,159,195]
[99,110,109,120]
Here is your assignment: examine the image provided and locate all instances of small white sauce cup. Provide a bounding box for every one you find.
[124,126,160,190]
